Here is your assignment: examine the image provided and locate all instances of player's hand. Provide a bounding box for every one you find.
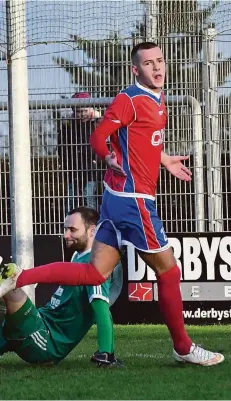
[105,152,126,176]
[90,351,124,368]
[162,154,192,181]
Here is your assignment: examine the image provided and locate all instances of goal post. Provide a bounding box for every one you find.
[6,0,34,302]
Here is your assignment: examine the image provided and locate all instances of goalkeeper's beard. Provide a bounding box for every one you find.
[65,235,89,254]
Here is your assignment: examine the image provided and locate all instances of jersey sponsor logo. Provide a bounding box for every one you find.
[151,129,164,146]
[50,296,61,309]
[50,286,64,309]
[128,282,153,301]
[159,110,163,115]
[55,286,64,296]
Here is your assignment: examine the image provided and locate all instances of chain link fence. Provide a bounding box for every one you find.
[0,0,231,236]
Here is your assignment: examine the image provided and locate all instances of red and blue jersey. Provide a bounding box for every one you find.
[90,82,167,198]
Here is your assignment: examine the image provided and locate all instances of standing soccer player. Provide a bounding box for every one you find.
[0,42,224,366]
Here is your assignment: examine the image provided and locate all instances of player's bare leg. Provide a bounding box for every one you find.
[90,240,121,279]
[139,247,176,275]
[3,288,27,315]
[138,248,224,366]
[0,289,28,356]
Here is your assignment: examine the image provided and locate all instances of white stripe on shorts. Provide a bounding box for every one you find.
[31,332,47,351]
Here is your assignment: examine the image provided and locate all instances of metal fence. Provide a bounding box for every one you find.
[1,0,231,238]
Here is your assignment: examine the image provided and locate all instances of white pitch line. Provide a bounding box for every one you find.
[75,353,160,359]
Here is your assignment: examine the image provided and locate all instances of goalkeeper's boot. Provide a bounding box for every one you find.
[0,257,22,297]
[90,351,124,368]
[173,343,224,366]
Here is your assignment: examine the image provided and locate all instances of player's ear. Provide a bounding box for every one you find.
[132,64,139,77]
[90,225,96,238]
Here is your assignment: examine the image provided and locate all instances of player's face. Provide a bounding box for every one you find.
[64,213,95,253]
[73,107,92,121]
[132,47,165,92]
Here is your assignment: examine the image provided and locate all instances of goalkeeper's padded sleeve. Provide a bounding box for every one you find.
[91,299,114,354]
[16,262,105,288]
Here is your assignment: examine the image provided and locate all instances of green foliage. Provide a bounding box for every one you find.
[53,1,231,101]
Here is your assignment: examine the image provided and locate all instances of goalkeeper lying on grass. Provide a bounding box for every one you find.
[0,207,123,367]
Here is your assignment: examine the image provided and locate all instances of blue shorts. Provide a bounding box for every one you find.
[95,190,169,253]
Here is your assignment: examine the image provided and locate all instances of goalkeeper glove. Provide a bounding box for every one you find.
[0,258,16,279]
[90,351,124,368]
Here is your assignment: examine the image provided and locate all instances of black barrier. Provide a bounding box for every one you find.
[117,232,231,325]
[1,233,231,324]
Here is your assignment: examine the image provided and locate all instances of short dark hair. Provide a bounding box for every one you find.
[131,41,158,65]
[67,207,99,228]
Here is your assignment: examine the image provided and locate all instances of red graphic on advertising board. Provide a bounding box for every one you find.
[128,282,153,301]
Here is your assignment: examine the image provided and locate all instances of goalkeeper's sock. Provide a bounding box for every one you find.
[157,265,192,355]
[16,262,105,288]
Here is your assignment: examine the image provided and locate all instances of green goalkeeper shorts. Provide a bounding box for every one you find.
[3,297,53,364]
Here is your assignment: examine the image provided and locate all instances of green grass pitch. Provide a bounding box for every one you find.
[0,325,230,400]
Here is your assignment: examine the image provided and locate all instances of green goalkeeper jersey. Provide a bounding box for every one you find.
[39,250,111,363]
